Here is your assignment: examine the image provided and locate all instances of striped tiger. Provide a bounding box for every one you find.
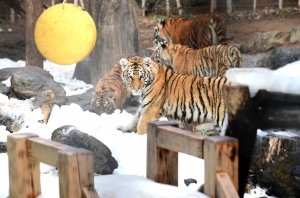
[92,63,131,115]
[154,13,227,49]
[118,56,230,135]
[151,41,242,77]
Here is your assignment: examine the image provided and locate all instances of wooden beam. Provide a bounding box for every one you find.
[204,136,238,198]
[156,125,205,158]
[7,133,41,198]
[26,0,44,67]
[147,121,179,186]
[216,172,239,198]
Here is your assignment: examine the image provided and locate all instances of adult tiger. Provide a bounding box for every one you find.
[92,62,132,115]
[152,41,242,77]
[118,56,230,135]
[154,13,227,49]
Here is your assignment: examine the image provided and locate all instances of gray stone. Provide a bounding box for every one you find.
[249,31,290,52]
[73,56,91,84]
[290,26,300,44]
[51,125,118,175]
[66,88,95,112]
[241,53,267,68]
[263,47,300,70]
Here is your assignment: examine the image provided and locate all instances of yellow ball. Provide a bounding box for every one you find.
[35,3,97,65]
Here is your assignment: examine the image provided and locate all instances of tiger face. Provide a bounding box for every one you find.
[119,56,153,96]
[152,41,176,68]
[92,86,117,115]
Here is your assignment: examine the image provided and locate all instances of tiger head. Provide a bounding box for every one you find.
[91,86,118,115]
[119,56,154,96]
[154,18,173,43]
[151,40,177,70]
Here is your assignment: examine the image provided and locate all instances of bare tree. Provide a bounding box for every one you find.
[175,0,182,15]
[142,0,146,17]
[278,0,283,9]
[166,0,170,15]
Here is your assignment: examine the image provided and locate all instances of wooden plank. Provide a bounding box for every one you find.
[76,148,95,188]
[204,136,238,198]
[216,172,239,198]
[146,121,179,186]
[156,125,205,158]
[223,84,257,197]
[7,133,41,198]
[58,148,82,198]
[27,137,74,167]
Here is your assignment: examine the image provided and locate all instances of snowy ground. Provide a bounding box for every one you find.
[2,58,298,197]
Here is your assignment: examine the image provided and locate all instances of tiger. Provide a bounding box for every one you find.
[151,41,242,77]
[154,13,227,49]
[118,56,230,135]
[91,63,131,115]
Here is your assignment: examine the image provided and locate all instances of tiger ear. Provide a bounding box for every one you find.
[158,19,165,27]
[143,57,152,68]
[119,58,128,70]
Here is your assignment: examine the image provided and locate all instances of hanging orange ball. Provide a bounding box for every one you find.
[34,3,97,65]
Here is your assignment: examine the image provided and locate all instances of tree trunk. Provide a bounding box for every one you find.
[226,0,232,14]
[253,0,257,15]
[166,0,170,16]
[278,0,283,9]
[210,0,217,13]
[26,0,44,68]
[175,0,182,15]
[142,0,146,17]
[76,0,143,86]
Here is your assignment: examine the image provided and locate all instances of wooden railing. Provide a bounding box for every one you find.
[7,133,99,198]
[146,121,239,198]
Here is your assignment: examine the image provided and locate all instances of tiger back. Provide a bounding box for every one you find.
[154,13,227,49]
[152,41,242,77]
[118,56,230,135]
[92,63,131,115]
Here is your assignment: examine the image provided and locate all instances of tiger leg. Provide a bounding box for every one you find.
[136,109,161,135]
[117,107,141,133]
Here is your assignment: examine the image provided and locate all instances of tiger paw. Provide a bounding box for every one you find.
[117,125,136,133]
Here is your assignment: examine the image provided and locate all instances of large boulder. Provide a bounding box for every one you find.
[249,131,300,197]
[289,26,300,44]
[249,31,290,52]
[51,125,118,175]
[263,47,300,70]
[242,53,267,68]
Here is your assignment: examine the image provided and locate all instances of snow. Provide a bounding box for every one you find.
[2,58,298,197]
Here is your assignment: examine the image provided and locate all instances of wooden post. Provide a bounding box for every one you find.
[7,133,41,198]
[26,0,44,67]
[227,0,232,14]
[211,0,217,13]
[204,136,238,198]
[223,84,257,197]
[147,121,179,186]
[253,0,257,15]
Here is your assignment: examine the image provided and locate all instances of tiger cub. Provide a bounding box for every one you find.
[154,13,227,49]
[118,56,230,135]
[152,41,242,77]
[92,63,131,115]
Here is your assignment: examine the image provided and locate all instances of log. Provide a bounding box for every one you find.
[223,84,257,197]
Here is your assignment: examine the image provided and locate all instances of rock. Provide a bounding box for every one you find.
[51,125,118,175]
[184,178,197,187]
[0,66,66,106]
[143,47,156,57]
[0,83,9,94]
[249,131,300,197]
[289,26,300,44]
[66,88,95,112]
[73,56,91,84]
[0,141,7,153]
[249,31,290,52]
[263,47,300,70]
[241,53,267,68]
